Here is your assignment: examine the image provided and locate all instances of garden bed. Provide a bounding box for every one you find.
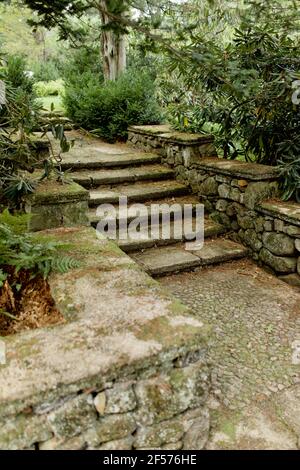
[0,270,64,337]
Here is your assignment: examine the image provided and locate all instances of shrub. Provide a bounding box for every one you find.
[31,59,61,82]
[34,79,64,97]
[63,69,162,142]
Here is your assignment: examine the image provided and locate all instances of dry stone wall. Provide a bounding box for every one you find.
[128,126,300,287]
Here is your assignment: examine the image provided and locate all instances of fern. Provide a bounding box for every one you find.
[0,210,81,283]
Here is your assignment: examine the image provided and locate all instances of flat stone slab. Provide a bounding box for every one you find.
[89,180,189,205]
[189,239,248,265]
[133,245,201,276]
[128,125,214,145]
[0,227,209,416]
[158,132,214,145]
[60,152,161,170]
[132,238,247,275]
[89,195,202,226]
[258,199,300,226]
[117,217,225,253]
[129,125,172,135]
[196,158,278,181]
[27,181,89,205]
[70,165,174,187]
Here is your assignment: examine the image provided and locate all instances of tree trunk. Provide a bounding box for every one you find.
[99,1,126,81]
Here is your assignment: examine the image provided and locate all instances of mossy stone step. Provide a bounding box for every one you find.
[89,195,204,226]
[60,152,161,170]
[116,218,226,253]
[132,239,248,276]
[70,165,174,187]
[89,180,189,206]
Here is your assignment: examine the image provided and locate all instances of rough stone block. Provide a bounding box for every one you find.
[218,183,231,199]
[259,248,297,273]
[95,382,137,415]
[216,199,228,212]
[47,394,97,439]
[0,414,52,450]
[262,232,295,256]
[135,363,208,425]
[284,225,300,238]
[199,177,218,196]
[244,181,279,210]
[244,229,262,252]
[84,413,136,447]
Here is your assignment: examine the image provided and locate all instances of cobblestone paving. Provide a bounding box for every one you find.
[160,259,300,449]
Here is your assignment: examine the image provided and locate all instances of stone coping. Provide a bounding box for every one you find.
[0,227,209,417]
[128,125,214,145]
[257,199,300,226]
[28,181,89,205]
[195,158,279,181]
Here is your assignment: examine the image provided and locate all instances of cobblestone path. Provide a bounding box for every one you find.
[160,259,300,449]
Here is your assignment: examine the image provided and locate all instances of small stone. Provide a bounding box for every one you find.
[284,225,300,238]
[96,436,134,450]
[274,219,285,232]
[94,392,106,416]
[216,199,228,212]
[183,408,210,450]
[295,239,300,252]
[218,183,231,199]
[216,175,231,184]
[264,220,273,231]
[244,229,262,252]
[105,382,137,414]
[85,413,136,447]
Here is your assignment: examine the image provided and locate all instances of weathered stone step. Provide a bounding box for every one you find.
[131,239,248,276]
[116,218,226,253]
[60,151,161,170]
[70,165,174,188]
[89,195,202,226]
[89,180,189,206]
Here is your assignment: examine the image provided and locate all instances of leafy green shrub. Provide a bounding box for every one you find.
[34,79,64,97]
[0,52,73,207]
[31,59,61,82]
[166,1,300,200]
[63,69,162,142]
[0,209,80,282]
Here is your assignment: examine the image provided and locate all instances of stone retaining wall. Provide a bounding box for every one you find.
[25,181,90,231]
[128,126,300,286]
[0,227,210,450]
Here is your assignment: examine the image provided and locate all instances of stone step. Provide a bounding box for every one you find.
[89,195,202,226]
[60,151,161,170]
[115,218,226,253]
[131,239,248,276]
[70,165,174,188]
[89,180,189,206]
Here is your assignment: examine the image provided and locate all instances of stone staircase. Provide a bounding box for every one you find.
[62,144,248,276]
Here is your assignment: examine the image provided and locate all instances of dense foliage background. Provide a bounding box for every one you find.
[0,0,300,198]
